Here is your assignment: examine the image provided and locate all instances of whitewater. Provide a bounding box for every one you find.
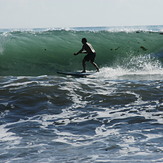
[0,26,163,163]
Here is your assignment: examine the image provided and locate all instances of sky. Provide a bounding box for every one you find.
[0,0,163,29]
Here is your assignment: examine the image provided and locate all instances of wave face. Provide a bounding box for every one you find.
[0,26,163,75]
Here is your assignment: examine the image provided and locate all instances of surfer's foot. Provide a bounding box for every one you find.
[81,70,86,73]
[96,68,99,72]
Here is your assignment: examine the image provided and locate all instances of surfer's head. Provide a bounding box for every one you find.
[82,38,87,44]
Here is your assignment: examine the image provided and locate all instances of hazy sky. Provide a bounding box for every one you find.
[0,0,163,28]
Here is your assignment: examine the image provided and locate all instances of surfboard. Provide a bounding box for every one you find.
[57,71,95,77]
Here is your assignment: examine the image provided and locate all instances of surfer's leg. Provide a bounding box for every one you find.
[82,59,86,73]
[91,61,99,72]
[89,54,99,72]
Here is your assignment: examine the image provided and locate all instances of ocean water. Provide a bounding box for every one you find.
[0,26,163,163]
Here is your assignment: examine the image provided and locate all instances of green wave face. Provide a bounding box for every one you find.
[0,29,163,75]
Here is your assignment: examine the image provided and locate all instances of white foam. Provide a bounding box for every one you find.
[95,64,163,80]
[0,124,21,144]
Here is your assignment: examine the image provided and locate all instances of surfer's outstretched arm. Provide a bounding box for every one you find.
[74,46,84,55]
[74,49,82,55]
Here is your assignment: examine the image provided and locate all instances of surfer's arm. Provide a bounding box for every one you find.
[74,47,84,55]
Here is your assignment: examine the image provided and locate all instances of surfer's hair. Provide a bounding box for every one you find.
[82,38,87,42]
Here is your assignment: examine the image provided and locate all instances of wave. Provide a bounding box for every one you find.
[0,27,163,76]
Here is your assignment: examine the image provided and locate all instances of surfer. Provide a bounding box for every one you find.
[74,38,99,73]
